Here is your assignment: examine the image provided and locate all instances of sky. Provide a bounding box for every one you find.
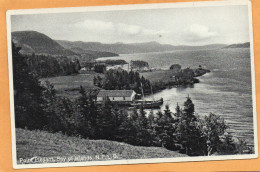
[11,4,250,46]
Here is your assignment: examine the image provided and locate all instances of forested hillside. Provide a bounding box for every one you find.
[25,54,81,77]
[12,31,77,56]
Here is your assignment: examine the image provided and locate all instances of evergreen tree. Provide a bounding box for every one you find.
[164,105,172,119]
[152,106,176,149]
[138,106,149,130]
[76,86,93,138]
[93,76,97,86]
[95,97,116,140]
[175,96,202,155]
[42,81,64,132]
[137,106,152,146]
[148,110,155,128]
[174,103,182,119]
[12,42,47,129]
[115,110,136,144]
[58,98,76,135]
[74,59,81,72]
[183,95,196,122]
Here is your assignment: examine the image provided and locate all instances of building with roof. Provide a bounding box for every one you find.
[97,90,136,102]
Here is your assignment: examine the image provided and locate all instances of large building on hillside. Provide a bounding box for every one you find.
[97,90,136,102]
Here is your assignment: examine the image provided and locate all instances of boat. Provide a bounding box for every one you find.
[130,98,163,109]
[96,83,163,109]
[130,82,163,109]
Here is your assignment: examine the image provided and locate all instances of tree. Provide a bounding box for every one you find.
[128,107,152,146]
[42,81,64,132]
[138,106,153,146]
[74,59,81,72]
[152,105,176,149]
[174,103,182,120]
[24,54,80,77]
[130,60,149,71]
[115,110,136,144]
[198,113,227,156]
[169,64,181,72]
[183,96,196,122]
[57,97,76,135]
[164,105,172,119]
[93,76,97,86]
[98,97,116,140]
[175,96,202,155]
[217,132,237,155]
[76,86,93,138]
[94,64,106,73]
[101,69,152,95]
[12,42,47,129]
[138,106,149,130]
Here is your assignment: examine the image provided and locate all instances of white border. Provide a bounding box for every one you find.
[6,0,258,169]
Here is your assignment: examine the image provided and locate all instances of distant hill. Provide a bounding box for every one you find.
[57,40,119,57]
[223,42,250,49]
[12,30,228,58]
[12,31,77,56]
[11,31,119,62]
[56,40,227,54]
[16,128,186,163]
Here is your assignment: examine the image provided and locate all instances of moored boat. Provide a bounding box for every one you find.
[130,98,163,109]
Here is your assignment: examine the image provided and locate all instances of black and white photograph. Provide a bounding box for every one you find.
[7,0,258,169]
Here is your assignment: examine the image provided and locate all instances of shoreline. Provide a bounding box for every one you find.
[140,67,210,96]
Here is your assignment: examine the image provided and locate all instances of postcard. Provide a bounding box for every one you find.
[6,0,258,169]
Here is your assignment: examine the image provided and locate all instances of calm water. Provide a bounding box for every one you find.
[98,48,255,145]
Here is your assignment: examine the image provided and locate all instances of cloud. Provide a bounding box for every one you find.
[117,23,142,35]
[184,24,217,42]
[73,19,168,38]
[142,29,169,37]
[73,20,114,33]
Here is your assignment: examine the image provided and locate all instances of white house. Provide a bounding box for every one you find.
[97,90,136,102]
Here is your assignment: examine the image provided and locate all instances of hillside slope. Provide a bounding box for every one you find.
[12,31,77,56]
[16,128,186,164]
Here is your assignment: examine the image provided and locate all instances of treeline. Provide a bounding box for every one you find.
[24,53,81,78]
[99,59,127,66]
[152,68,202,92]
[94,69,152,95]
[130,60,149,70]
[95,68,198,96]
[13,43,252,156]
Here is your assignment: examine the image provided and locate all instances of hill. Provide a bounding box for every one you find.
[16,128,186,164]
[56,40,226,54]
[12,30,227,57]
[57,40,119,57]
[11,31,119,62]
[223,42,250,49]
[12,31,77,56]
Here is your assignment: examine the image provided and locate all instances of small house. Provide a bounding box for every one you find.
[97,90,136,102]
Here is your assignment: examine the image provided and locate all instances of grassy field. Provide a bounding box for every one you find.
[40,72,104,99]
[140,70,177,84]
[16,128,186,164]
[39,70,177,99]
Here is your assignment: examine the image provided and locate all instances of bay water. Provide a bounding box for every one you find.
[98,48,255,145]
